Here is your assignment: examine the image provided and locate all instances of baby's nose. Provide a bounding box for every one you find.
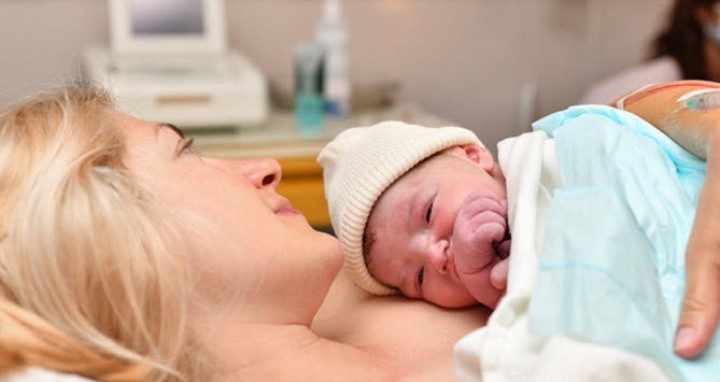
[425,239,450,274]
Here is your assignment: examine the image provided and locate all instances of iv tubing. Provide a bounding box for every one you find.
[612,81,720,110]
[682,89,720,111]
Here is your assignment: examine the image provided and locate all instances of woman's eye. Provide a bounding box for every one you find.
[180,137,195,154]
[418,267,425,286]
[425,202,433,224]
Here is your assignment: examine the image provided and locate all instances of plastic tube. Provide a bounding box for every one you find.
[679,89,720,111]
[612,81,720,110]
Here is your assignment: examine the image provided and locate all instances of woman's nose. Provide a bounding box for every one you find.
[236,158,282,190]
[425,239,450,275]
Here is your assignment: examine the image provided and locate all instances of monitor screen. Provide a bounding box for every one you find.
[130,0,204,36]
[110,0,225,53]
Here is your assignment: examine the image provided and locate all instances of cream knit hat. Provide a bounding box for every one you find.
[317,121,482,295]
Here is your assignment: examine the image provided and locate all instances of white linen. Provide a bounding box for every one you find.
[453,130,670,382]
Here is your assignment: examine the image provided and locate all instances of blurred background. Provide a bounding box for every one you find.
[0,0,673,151]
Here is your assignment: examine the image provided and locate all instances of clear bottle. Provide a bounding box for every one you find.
[295,43,325,135]
[316,0,351,117]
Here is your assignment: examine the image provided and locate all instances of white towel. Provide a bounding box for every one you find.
[453,130,670,382]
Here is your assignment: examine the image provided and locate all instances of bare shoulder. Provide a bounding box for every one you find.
[312,268,489,380]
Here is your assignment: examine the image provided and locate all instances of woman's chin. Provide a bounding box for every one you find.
[325,235,345,276]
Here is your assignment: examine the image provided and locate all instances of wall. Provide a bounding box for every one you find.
[0,0,673,152]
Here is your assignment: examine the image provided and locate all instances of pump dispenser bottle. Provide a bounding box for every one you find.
[316,0,351,117]
[294,43,325,134]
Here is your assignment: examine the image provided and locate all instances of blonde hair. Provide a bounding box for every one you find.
[0,87,206,381]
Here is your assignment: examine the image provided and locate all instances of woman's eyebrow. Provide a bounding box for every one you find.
[156,122,185,139]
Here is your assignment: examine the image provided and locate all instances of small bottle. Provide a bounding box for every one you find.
[295,43,325,135]
[316,0,351,117]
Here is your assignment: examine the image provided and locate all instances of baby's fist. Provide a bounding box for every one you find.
[452,190,508,276]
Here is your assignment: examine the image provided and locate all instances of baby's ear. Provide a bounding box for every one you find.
[455,144,495,173]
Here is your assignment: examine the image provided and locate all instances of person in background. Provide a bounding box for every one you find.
[580,0,720,104]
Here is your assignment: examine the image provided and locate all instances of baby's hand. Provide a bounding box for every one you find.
[451,190,511,305]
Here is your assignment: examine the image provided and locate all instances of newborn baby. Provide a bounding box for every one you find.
[319,122,511,309]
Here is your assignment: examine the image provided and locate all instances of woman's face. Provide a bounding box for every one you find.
[118,112,343,325]
[696,2,720,27]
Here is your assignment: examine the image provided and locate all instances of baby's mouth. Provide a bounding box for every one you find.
[447,247,462,282]
[494,230,512,260]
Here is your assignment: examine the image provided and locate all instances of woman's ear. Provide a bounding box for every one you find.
[446,144,496,173]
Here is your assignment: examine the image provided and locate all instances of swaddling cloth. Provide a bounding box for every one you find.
[531,105,712,381]
[454,105,712,381]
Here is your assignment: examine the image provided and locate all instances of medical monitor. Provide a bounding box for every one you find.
[108,0,227,54]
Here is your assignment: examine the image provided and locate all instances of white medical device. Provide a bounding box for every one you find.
[84,0,268,129]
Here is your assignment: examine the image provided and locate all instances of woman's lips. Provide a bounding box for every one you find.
[277,207,303,216]
[275,199,304,217]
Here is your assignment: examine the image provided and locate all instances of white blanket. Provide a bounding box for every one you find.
[453,131,670,382]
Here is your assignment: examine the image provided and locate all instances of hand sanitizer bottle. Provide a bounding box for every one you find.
[295,43,325,135]
[316,0,351,117]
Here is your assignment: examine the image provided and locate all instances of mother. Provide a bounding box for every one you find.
[0,87,486,381]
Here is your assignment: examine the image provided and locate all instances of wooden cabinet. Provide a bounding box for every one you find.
[276,157,330,228]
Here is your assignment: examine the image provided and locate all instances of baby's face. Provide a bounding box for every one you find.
[365,146,509,309]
